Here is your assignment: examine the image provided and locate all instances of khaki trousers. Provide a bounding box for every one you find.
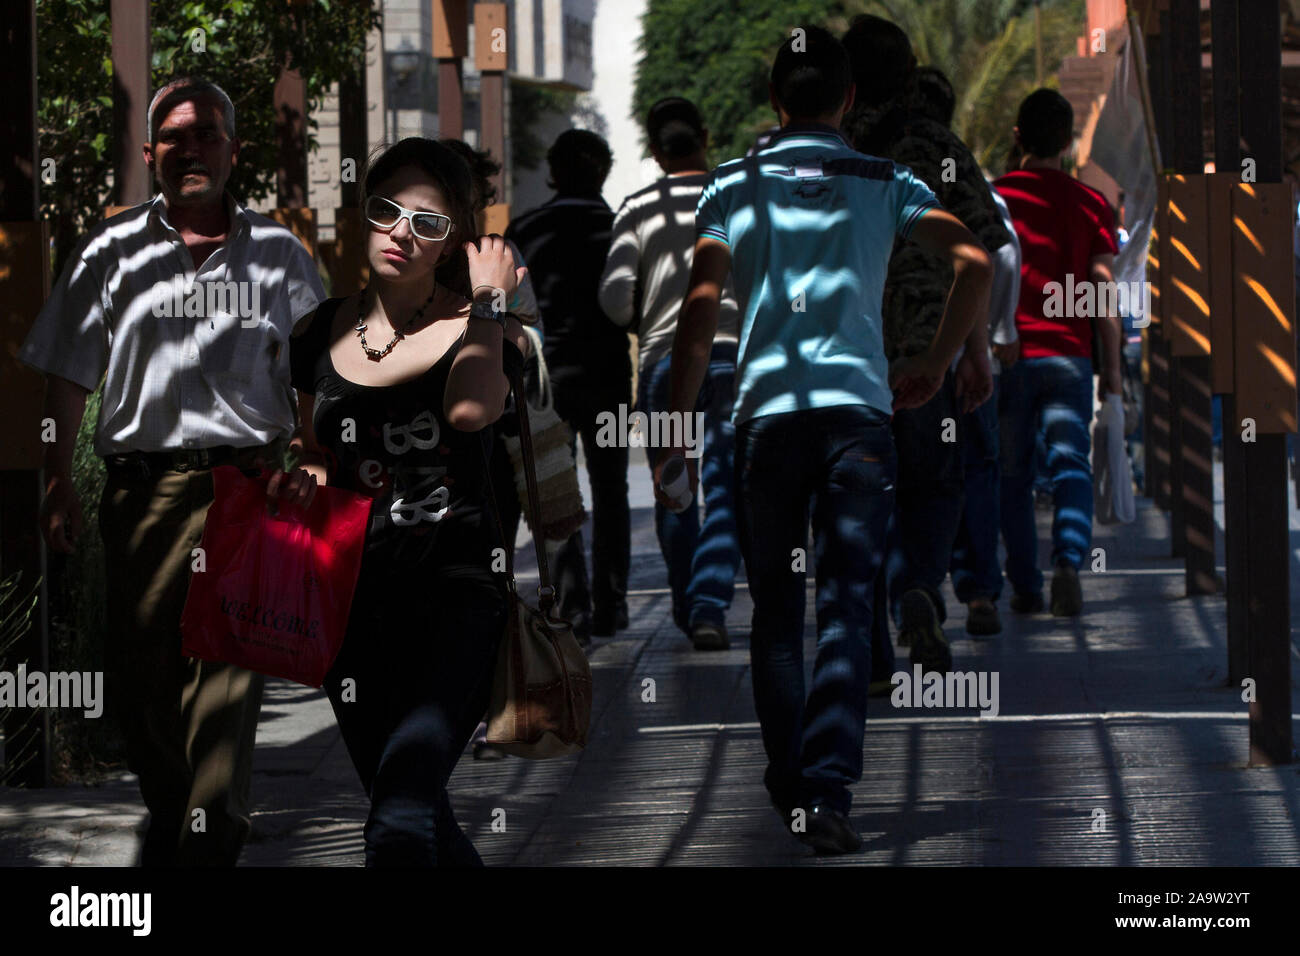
[99,449,278,866]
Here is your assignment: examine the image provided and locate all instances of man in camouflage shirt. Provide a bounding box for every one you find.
[842,15,1011,672]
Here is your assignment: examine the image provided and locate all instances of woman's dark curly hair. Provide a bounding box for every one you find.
[440,138,501,212]
[360,137,476,297]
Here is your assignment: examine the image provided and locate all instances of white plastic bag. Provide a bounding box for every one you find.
[1094,393,1137,524]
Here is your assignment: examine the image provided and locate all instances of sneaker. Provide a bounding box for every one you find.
[900,589,952,674]
[895,591,917,647]
[1009,591,1045,614]
[1050,562,1083,616]
[473,739,506,760]
[795,804,863,855]
[965,598,1002,636]
[689,620,730,650]
[470,722,505,761]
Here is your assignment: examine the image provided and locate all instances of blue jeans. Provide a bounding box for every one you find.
[999,355,1094,596]
[638,342,740,631]
[950,376,1003,603]
[883,369,965,625]
[735,404,895,816]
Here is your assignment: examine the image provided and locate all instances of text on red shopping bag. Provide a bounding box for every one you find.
[180,466,372,687]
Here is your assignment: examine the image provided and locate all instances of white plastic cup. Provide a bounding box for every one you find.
[658,454,694,514]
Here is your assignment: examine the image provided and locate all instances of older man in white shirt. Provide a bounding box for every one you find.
[20,76,324,866]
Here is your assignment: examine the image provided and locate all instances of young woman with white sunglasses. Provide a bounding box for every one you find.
[282,138,530,866]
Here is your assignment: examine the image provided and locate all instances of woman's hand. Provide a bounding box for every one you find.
[466,234,528,304]
[266,467,320,513]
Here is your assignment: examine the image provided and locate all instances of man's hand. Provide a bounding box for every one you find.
[39,475,83,554]
[992,339,1019,369]
[266,467,319,513]
[651,445,698,508]
[889,351,946,411]
[1100,364,1123,398]
[954,347,994,414]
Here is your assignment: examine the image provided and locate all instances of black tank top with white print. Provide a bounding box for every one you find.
[290,296,523,576]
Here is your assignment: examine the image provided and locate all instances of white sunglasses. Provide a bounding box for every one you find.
[364,195,454,242]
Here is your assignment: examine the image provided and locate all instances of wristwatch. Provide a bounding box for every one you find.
[469,298,507,332]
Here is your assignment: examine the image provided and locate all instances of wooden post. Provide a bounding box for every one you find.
[1149,184,1170,502]
[266,208,318,259]
[331,47,370,297]
[1144,15,1173,513]
[273,24,315,278]
[110,0,151,206]
[1167,0,1217,594]
[1159,5,1190,554]
[1149,187,1174,511]
[274,62,308,209]
[476,2,507,204]
[339,50,368,210]
[1159,6,1188,557]
[1211,0,1251,687]
[482,203,510,235]
[0,0,50,787]
[434,0,468,140]
[1229,0,1294,766]
[329,208,369,297]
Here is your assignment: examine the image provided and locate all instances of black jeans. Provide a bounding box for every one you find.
[735,404,896,816]
[324,562,506,866]
[882,369,966,625]
[550,370,631,622]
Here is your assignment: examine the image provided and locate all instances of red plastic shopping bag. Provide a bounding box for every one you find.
[180,466,372,687]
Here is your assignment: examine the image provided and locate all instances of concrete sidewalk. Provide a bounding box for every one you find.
[3,454,1299,866]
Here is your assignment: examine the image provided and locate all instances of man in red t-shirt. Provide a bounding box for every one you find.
[994,88,1122,617]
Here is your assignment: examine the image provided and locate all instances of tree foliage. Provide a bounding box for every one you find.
[36,0,381,274]
[634,0,850,167]
[634,0,1083,172]
[843,0,1085,171]
[510,79,578,182]
[0,573,42,785]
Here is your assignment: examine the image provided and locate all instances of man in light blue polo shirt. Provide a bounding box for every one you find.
[693,133,938,424]
[658,26,992,854]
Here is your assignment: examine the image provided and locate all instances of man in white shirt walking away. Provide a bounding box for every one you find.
[599,98,742,650]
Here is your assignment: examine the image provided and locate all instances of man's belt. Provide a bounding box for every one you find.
[103,442,283,480]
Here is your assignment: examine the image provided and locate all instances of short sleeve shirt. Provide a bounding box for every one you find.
[18,193,324,455]
[843,108,1013,360]
[289,297,523,573]
[598,172,742,377]
[994,168,1119,359]
[695,123,940,425]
